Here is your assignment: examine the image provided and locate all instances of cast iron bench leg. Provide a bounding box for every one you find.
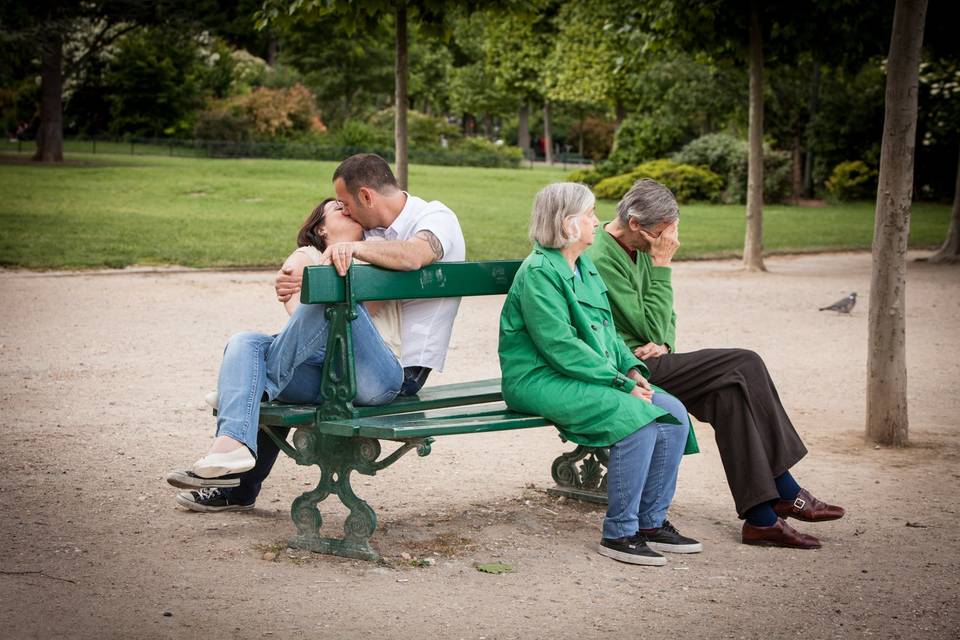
[286,431,433,561]
[548,443,610,504]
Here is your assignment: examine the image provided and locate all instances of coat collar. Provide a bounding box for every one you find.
[533,244,608,308]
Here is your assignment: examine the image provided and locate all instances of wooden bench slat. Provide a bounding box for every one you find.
[301,261,522,304]
[255,379,504,428]
[316,401,553,439]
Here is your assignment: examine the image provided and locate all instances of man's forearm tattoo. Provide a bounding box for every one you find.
[415,230,444,260]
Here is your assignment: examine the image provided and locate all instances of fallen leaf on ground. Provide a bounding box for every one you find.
[474,562,514,574]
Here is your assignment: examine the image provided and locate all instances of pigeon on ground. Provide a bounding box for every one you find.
[819,292,857,313]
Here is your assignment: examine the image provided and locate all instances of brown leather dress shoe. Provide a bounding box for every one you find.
[773,488,845,522]
[742,518,821,549]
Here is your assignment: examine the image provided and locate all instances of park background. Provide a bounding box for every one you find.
[2,1,959,639]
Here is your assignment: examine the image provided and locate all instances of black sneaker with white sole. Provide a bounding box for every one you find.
[166,469,242,490]
[643,520,703,554]
[175,488,255,513]
[598,533,666,566]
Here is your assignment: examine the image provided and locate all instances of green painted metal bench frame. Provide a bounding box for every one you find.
[257,260,611,561]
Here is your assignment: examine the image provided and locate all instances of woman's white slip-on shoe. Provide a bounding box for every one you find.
[191,447,255,478]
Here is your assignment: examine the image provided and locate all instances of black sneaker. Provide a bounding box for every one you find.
[598,533,666,566]
[643,520,703,554]
[175,488,254,513]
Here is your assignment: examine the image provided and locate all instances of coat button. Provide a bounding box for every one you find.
[591,324,598,331]
[605,350,610,357]
[603,319,609,327]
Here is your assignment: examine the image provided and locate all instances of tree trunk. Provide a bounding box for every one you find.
[394,5,409,190]
[543,101,553,165]
[803,64,820,198]
[866,0,927,446]
[517,102,530,156]
[615,100,626,125]
[266,34,278,67]
[928,145,960,263]
[743,3,766,271]
[792,134,802,204]
[33,32,64,163]
[578,108,585,157]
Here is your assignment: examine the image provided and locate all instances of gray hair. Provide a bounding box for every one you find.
[616,178,679,228]
[529,182,596,248]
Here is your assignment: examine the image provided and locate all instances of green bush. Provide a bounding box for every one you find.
[193,109,252,142]
[673,134,793,204]
[671,133,745,186]
[419,136,523,168]
[606,114,695,173]
[825,160,878,201]
[565,168,605,187]
[334,120,392,148]
[367,108,462,149]
[593,159,724,203]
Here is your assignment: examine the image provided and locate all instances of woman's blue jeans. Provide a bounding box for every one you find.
[214,302,403,457]
[602,392,690,540]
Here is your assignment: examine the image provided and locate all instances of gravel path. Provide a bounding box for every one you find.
[1,252,958,639]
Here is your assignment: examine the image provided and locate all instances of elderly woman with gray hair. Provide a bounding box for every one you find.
[585,178,845,549]
[499,182,701,566]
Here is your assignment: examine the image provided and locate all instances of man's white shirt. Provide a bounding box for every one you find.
[364,193,465,372]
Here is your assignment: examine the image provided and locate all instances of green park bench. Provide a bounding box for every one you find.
[253,260,612,561]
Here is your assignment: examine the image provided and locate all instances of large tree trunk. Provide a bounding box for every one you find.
[866,0,927,446]
[517,102,530,156]
[33,32,64,163]
[803,64,820,198]
[928,145,960,263]
[543,101,553,165]
[394,5,409,190]
[743,3,766,271]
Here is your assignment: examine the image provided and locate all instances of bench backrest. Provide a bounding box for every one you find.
[299,260,523,419]
[301,260,523,304]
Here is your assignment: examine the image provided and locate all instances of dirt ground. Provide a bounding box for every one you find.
[1,252,958,640]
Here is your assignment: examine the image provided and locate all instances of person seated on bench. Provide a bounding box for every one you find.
[585,178,845,549]
[166,153,465,512]
[498,182,702,566]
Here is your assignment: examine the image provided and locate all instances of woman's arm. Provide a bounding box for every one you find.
[279,250,315,316]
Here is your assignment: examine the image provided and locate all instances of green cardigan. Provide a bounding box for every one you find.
[585,228,678,352]
[498,244,698,454]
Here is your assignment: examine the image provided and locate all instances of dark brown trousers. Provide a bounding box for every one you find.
[645,348,808,516]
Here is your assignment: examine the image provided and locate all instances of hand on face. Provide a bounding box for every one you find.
[640,219,680,267]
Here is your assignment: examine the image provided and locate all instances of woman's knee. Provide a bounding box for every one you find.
[225,331,272,354]
[652,392,688,425]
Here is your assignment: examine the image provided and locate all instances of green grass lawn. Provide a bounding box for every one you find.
[0,150,951,269]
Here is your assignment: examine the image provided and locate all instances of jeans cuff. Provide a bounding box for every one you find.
[637,512,665,530]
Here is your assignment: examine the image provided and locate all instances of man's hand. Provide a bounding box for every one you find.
[321,241,360,276]
[627,368,654,403]
[641,219,680,267]
[634,342,668,360]
[275,266,302,303]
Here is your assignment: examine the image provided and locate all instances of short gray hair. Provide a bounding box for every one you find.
[529,182,596,248]
[616,179,679,228]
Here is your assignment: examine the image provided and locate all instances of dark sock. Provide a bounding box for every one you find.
[744,502,778,527]
[775,471,802,501]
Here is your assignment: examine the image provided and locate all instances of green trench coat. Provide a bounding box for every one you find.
[499,245,699,453]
